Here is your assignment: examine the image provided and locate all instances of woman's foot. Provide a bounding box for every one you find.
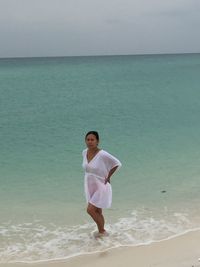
[93,230,109,238]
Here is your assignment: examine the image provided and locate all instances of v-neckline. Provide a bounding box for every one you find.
[86,149,102,164]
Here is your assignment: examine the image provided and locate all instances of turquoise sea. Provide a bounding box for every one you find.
[1,54,200,263]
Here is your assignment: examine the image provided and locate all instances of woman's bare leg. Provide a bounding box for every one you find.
[96,207,105,232]
[87,203,105,233]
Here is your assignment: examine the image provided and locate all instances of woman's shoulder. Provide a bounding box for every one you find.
[99,149,112,158]
[100,149,121,161]
[82,148,88,156]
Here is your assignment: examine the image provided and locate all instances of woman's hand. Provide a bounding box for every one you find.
[104,166,118,184]
[104,177,110,184]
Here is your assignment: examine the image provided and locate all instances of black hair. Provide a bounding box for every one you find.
[85,131,99,141]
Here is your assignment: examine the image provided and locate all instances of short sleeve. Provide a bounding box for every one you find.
[102,150,122,172]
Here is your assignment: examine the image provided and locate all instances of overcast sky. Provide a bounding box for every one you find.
[0,0,200,58]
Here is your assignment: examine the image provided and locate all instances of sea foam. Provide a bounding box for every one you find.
[0,209,198,263]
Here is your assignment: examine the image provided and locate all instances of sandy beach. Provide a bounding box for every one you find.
[1,230,200,267]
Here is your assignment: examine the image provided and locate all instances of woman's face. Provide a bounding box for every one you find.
[85,134,99,149]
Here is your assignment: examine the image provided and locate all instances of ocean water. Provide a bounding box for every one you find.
[1,54,200,263]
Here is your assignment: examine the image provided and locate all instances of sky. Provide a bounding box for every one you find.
[0,0,200,58]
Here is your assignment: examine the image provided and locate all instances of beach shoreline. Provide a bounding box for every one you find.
[1,229,200,267]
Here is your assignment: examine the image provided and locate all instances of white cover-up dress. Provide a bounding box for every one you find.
[82,149,122,209]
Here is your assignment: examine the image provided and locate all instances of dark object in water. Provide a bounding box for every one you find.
[161,190,166,193]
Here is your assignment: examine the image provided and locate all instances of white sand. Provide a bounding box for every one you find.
[1,230,200,267]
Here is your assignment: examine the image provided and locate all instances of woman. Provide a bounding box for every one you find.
[82,131,121,237]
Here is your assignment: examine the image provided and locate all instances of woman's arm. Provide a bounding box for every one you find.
[104,166,119,184]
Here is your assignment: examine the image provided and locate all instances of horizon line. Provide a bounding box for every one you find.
[0,51,200,60]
